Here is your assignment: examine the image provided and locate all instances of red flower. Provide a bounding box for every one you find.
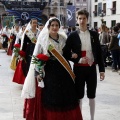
[10,36,14,39]
[36,54,49,61]
[34,40,37,43]
[19,50,26,57]
[2,34,7,37]
[14,44,21,48]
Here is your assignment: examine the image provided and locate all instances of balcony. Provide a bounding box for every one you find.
[110,7,116,14]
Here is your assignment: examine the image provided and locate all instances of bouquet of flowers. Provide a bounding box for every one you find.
[10,44,20,70]
[13,44,21,57]
[9,35,14,43]
[19,50,26,61]
[1,34,7,37]
[10,36,14,39]
[8,38,11,43]
[32,54,49,81]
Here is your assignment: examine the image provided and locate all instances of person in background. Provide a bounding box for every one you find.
[99,24,109,67]
[10,25,26,70]
[67,27,71,36]
[71,27,76,32]
[116,22,120,32]
[1,26,11,52]
[38,23,44,31]
[49,13,56,18]
[22,19,40,120]
[94,26,98,33]
[99,24,109,44]
[108,26,120,73]
[116,23,120,47]
[63,9,105,120]
[116,23,120,74]
[105,27,111,42]
[11,24,20,50]
[12,18,40,84]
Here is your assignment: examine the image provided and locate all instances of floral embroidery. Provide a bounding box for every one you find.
[25,30,37,44]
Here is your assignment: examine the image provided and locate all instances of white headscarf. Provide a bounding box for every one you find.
[11,28,23,60]
[2,26,10,38]
[21,17,67,99]
[35,17,67,54]
[14,28,22,44]
[20,22,31,50]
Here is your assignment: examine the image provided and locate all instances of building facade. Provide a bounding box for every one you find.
[91,0,120,29]
[44,0,89,26]
[0,0,89,26]
[75,0,91,27]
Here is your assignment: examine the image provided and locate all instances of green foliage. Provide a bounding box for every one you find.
[13,48,20,57]
[31,55,45,70]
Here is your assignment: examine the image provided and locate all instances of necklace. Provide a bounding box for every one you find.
[49,35,63,54]
[31,29,38,38]
[49,34,59,43]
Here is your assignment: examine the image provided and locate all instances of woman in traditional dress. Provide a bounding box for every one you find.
[21,17,83,120]
[15,25,26,44]
[12,18,40,84]
[7,25,20,55]
[1,26,10,52]
[10,24,20,50]
[10,25,26,70]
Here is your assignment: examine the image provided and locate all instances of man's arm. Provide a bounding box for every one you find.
[63,35,72,60]
[63,33,81,63]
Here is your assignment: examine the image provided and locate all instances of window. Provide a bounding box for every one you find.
[111,1,116,14]
[94,22,98,28]
[111,20,116,27]
[67,1,72,5]
[103,3,106,15]
[93,5,97,17]
[60,0,64,6]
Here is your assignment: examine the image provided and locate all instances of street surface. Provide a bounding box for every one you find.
[0,49,120,120]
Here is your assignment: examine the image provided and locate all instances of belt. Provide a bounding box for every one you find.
[74,62,96,67]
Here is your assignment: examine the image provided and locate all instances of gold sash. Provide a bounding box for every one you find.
[48,45,75,82]
[25,30,37,44]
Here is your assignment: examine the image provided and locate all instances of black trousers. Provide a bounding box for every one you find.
[74,65,97,99]
[111,50,120,70]
[101,45,108,65]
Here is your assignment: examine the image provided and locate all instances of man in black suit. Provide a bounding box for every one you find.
[63,10,105,120]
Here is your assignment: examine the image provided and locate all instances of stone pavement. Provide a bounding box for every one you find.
[0,49,120,120]
[0,50,25,120]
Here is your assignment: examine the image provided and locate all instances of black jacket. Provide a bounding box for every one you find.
[63,30,105,72]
